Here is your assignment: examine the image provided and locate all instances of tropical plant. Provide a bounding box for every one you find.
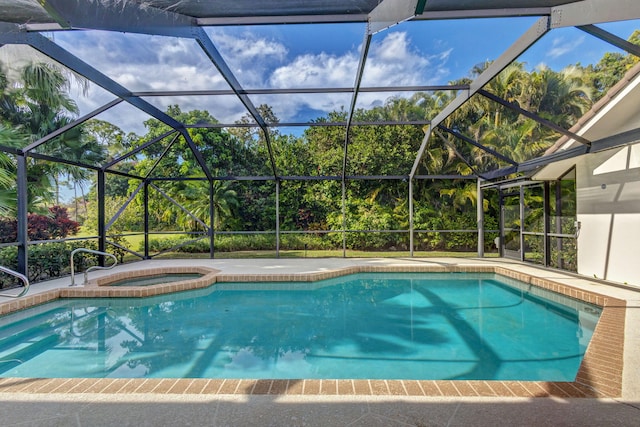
[0,60,100,215]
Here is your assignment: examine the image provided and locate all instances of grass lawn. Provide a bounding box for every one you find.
[86,228,499,262]
[121,249,499,262]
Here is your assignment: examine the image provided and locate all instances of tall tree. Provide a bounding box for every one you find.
[0,61,101,214]
[583,30,640,101]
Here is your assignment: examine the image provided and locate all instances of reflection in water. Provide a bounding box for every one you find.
[0,273,600,380]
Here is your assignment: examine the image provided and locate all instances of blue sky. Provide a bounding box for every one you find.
[16,16,638,135]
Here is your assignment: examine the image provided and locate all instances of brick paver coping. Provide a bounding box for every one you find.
[0,265,626,398]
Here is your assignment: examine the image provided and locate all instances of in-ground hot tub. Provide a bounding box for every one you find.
[106,273,204,287]
[90,266,220,297]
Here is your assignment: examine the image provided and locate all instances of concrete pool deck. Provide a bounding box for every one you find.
[1,257,639,426]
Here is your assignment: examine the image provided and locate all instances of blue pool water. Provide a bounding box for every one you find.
[0,273,600,381]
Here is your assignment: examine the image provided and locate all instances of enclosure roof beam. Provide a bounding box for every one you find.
[144,134,181,180]
[550,0,640,28]
[409,16,550,179]
[590,126,640,153]
[151,176,273,182]
[193,8,550,27]
[412,127,432,177]
[577,25,640,58]
[106,182,145,232]
[481,126,640,182]
[414,174,477,180]
[23,98,124,153]
[341,0,426,181]
[145,174,475,182]
[26,3,550,30]
[190,27,278,179]
[368,0,426,35]
[196,14,368,27]
[434,128,489,180]
[186,120,431,129]
[149,183,210,231]
[104,130,178,170]
[0,144,21,156]
[179,129,214,181]
[436,125,518,166]
[103,169,146,181]
[131,84,470,97]
[342,32,372,182]
[415,8,551,21]
[27,152,101,171]
[38,0,195,37]
[477,89,592,147]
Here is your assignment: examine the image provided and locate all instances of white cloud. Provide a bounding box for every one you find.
[547,36,585,59]
[265,31,452,115]
[44,29,452,132]
[270,52,358,88]
[210,31,288,62]
[207,30,288,87]
[362,32,431,86]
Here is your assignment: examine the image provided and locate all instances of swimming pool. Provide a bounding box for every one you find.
[0,272,600,381]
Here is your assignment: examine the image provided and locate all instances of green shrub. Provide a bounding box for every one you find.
[143,236,211,253]
[138,232,341,254]
[0,240,99,287]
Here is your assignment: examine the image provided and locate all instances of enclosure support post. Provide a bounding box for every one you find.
[543,181,551,267]
[209,180,215,259]
[342,179,347,258]
[276,179,280,258]
[498,189,504,257]
[477,178,484,258]
[143,180,150,259]
[519,185,525,262]
[16,154,28,277]
[409,178,414,257]
[97,169,106,267]
[555,180,563,268]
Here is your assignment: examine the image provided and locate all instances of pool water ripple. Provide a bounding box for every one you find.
[0,272,600,381]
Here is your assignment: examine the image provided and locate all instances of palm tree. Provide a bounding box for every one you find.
[439,183,479,210]
[0,61,99,215]
[478,118,549,165]
[456,62,592,169]
[211,180,239,229]
[484,62,528,128]
[0,129,20,217]
[172,179,239,231]
[48,122,107,217]
[531,65,592,129]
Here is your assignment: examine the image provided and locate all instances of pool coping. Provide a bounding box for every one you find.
[0,265,626,398]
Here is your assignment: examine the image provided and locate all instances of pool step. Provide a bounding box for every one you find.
[0,334,60,373]
[0,324,54,351]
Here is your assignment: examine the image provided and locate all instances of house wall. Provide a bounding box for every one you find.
[576,142,640,285]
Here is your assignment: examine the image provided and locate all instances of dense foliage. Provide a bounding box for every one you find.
[0,206,79,243]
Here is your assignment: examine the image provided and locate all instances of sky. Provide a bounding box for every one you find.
[4,16,640,137]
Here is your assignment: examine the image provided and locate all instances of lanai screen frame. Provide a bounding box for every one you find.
[1,0,640,276]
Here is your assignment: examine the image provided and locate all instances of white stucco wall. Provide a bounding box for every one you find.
[576,142,640,285]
